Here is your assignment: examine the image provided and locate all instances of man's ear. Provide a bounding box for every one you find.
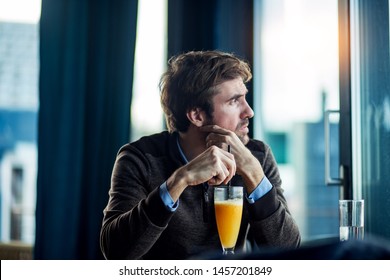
[186,108,207,127]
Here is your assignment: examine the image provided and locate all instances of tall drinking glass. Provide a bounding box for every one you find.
[339,199,364,241]
[214,186,243,255]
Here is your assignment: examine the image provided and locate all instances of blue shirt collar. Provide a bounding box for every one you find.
[176,133,189,164]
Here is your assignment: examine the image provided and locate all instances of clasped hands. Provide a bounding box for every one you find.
[167,125,263,201]
[185,125,254,186]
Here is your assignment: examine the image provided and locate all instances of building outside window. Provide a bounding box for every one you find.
[0,0,41,245]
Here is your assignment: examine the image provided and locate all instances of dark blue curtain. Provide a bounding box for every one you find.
[35,0,138,259]
[167,0,253,58]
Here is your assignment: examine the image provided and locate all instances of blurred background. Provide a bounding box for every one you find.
[0,0,389,259]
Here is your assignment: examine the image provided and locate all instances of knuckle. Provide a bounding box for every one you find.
[209,145,219,154]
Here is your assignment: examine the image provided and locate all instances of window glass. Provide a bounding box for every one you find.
[254,0,340,241]
[351,0,390,240]
[131,0,167,141]
[0,0,41,244]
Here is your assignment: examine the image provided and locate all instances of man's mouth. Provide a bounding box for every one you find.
[238,120,250,131]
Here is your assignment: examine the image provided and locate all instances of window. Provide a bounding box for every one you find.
[254,0,340,241]
[349,0,390,241]
[0,0,41,244]
[131,0,167,141]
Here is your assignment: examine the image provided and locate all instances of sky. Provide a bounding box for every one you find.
[0,0,41,23]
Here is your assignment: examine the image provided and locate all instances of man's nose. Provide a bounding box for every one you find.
[241,100,254,119]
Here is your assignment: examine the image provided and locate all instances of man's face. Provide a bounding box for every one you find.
[208,78,254,144]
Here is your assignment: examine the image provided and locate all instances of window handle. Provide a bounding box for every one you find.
[324,110,343,186]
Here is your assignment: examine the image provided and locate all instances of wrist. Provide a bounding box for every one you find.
[166,168,188,201]
[238,158,264,192]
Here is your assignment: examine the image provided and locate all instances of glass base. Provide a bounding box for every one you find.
[222,247,235,255]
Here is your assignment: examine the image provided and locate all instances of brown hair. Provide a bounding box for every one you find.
[159,50,252,132]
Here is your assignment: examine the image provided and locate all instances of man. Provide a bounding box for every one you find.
[100,50,300,260]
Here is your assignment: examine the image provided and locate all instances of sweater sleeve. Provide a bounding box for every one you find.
[100,145,174,259]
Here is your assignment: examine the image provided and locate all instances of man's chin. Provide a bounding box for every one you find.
[237,133,250,145]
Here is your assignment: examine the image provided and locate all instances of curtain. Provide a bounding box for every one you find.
[35,0,138,259]
[168,0,253,58]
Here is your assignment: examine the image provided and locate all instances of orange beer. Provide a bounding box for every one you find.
[214,199,243,249]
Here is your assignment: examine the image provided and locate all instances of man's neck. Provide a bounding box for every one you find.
[178,126,207,162]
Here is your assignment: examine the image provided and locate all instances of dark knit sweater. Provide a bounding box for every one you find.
[100,131,300,259]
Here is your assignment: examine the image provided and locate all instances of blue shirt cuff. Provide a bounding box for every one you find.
[246,176,273,204]
[159,181,179,212]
